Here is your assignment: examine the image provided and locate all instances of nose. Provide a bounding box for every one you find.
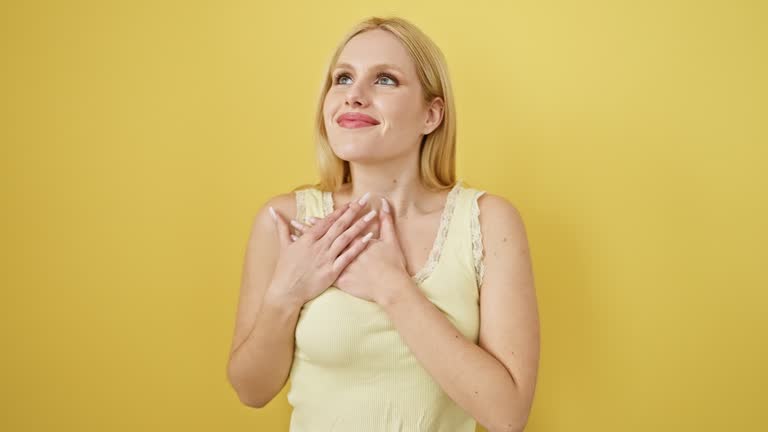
[344,81,370,107]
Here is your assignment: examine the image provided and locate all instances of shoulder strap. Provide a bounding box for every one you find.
[469,189,487,288]
[411,180,464,284]
[294,188,330,223]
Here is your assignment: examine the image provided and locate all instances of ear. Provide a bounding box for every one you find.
[422,97,444,135]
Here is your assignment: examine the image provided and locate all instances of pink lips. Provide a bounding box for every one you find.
[337,112,379,129]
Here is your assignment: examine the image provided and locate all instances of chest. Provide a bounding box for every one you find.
[352,209,444,278]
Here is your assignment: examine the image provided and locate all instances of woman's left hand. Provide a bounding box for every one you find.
[288,197,413,304]
[333,197,412,304]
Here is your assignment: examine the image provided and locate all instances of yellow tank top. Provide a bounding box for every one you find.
[287,179,487,432]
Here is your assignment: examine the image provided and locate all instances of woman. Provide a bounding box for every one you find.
[227,16,539,432]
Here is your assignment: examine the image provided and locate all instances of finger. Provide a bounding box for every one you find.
[378,197,398,243]
[328,208,377,257]
[332,232,374,273]
[290,219,310,233]
[319,194,369,245]
[361,231,374,243]
[269,206,292,248]
[290,234,299,242]
[304,202,351,241]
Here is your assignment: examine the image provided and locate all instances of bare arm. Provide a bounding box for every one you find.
[228,286,302,408]
[376,194,539,432]
[226,190,374,408]
[226,193,300,408]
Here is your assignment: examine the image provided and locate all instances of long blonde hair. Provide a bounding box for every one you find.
[296,16,458,193]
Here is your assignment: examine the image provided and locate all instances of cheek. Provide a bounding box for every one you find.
[322,96,333,119]
[381,108,422,136]
[380,96,422,124]
[323,92,340,113]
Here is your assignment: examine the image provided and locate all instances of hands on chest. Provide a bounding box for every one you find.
[268,192,412,306]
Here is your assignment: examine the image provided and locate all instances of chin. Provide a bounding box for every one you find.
[333,145,371,162]
[329,140,380,162]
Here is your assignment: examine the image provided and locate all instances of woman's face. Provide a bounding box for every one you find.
[323,29,442,164]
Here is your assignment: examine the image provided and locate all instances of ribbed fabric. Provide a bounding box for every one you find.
[287,179,487,432]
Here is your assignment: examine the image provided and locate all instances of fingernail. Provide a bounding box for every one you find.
[358,192,371,206]
[308,216,318,224]
[361,232,374,243]
[269,206,277,221]
[290,234,299,241]
[290,220,303,230]
[363,209,377,222]
[380,197,390,213]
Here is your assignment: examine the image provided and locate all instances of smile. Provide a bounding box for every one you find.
[338,120,379,129]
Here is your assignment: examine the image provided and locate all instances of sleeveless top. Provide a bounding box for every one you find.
[286,179,487,432]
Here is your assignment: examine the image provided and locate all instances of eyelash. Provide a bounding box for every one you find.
[332,72,399,86]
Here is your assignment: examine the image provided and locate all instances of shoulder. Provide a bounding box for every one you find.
[251,189,302,232]
[476,192,522,220]
[265,191,297,215]
[475,192,529,246]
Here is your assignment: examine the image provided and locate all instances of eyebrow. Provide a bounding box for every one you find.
[332,62,406,74]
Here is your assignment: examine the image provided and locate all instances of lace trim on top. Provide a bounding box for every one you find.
[322,190,334,217]
[411,180,464,284]
[470,190,487,288]
[295,190,306,235]
[295,188,331,224]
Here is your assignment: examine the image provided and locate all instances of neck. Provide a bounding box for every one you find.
[346,152,429,218]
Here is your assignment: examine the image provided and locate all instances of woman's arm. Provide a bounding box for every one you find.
[228,284,302,408]
[377,194,539,432]
[226,194,302,408]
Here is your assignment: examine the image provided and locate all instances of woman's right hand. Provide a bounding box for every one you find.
[266,193,378,307]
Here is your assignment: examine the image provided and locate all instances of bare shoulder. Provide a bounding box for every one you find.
[476,192,525,227]
[476,192,529,248]
[243,189,298,271]
[251,190,298,232]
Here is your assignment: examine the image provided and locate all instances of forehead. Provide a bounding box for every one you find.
[335,29,416,75]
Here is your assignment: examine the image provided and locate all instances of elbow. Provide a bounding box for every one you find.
[490,414,530,432]
[230,379,271,408]
[490,381,534,432]
[489,423,526,432]
[227,364,270,409]
[236,392,269,409]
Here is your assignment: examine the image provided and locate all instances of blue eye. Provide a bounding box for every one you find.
[335,73,352,85]
[377,75,397,86]
[333,72,398,86]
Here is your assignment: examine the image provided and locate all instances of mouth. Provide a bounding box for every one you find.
[338,119,379,129]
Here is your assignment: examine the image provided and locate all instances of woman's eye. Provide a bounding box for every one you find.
[335,74,352,85]
[333,73,398,86]
[377,75,397,86]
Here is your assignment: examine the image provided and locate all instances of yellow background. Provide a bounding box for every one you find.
[2,1,766,431]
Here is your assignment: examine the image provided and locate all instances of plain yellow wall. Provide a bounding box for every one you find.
[2,1,766,431]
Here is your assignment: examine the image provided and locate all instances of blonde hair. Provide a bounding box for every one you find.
[297,16,458,193]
